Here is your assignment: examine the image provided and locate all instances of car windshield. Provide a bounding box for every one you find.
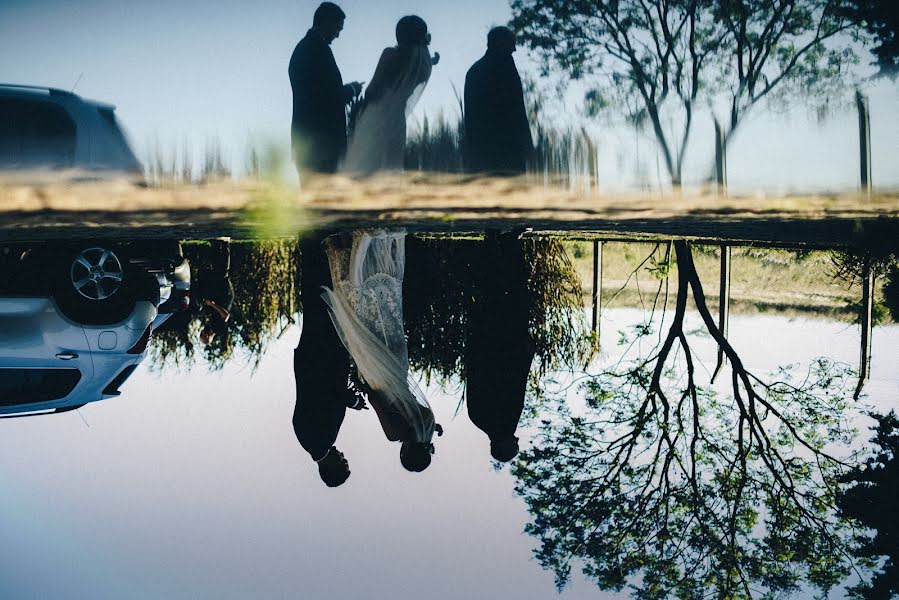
[0,368,81,406]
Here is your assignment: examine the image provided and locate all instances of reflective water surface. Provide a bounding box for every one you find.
[4,0,899,596]
[1,233,898,599]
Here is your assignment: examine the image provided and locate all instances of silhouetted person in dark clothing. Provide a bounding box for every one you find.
[289,3,363,174]
[293,235,358,487]
[466,230,536,462]
[464,27,533,174]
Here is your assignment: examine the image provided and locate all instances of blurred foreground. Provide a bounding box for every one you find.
[2,173,899,245]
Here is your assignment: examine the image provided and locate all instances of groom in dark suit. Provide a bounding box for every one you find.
[293,235,358,487]
[289,2,362,174]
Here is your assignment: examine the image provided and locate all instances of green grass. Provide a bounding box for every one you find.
[565,241,894,322]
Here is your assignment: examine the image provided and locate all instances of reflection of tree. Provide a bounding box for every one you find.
[885,265,899,323]
[840,411,899,599]
[150,239,298,370]
[512,240,863,597]
[404,236,594,382]
[150,235,591,375]
[831,249,899,325]
[511,0,859,185]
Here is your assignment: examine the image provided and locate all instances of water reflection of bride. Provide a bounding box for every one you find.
[321,229,439,471]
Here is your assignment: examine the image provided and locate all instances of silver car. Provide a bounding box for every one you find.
[0,241,190,416]
[0,83,142,176]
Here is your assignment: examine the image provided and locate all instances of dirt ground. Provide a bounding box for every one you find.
[2,173,898,246]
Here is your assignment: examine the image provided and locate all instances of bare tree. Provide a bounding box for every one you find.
[511,0,862,185]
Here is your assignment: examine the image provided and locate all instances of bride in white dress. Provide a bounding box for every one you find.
[316,17,440,472]
[320,229,439,472]
[341,15,438,174]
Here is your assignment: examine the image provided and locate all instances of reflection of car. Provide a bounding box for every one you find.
[0,83,142,176]
[0,240,189,416]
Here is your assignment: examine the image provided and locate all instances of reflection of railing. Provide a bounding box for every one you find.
[857,259,874,398]
[581,240,891,397]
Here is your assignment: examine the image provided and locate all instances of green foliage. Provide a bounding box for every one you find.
[845,298,890,326]
[404,236,596,383]
[838,0,899,77]
[647,252,671,280]
[883,264,899,322]
[510,242,864,598]
[404,236,473,381]
[150,239,298,371]
[404,113,465,173]
[831,251,898,325]
[515,358,860,597]
[525,237,597,371]
[398,79,598,189]
[840,412,899,598]
[151,235,593,376]
[830,250,895,283]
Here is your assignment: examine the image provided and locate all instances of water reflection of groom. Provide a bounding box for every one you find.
[293,236,356,487]
[466,231,536,462]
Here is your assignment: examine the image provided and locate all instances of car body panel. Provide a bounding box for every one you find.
[0,252,173,415]
[0,298,156,414]
[0,297,97,413]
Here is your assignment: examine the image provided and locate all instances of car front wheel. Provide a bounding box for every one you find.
[51,244,156,325]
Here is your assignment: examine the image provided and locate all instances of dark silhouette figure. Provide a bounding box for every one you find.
[363,16,436,106]
[463,27,533,174]
[466,230,536,462]
[293,235,357,487]
[289,2,362,174]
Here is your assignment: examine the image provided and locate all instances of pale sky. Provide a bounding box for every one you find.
[0,309,896,597]
[1,0,897,190]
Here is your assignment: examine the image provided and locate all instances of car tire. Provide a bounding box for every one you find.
[51,243,151,326]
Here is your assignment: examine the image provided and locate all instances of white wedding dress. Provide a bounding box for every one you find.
[323,44,436,441]
[321,230,436,443]
[341,44,433,174]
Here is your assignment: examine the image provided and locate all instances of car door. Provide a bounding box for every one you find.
[0,297,94,412]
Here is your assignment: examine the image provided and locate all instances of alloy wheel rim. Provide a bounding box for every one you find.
[70,247,124,300]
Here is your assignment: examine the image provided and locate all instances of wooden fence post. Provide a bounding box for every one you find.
[711,244,732,382]
[856,90,872,198]
[855,258,874,399]
[592,240,603,338]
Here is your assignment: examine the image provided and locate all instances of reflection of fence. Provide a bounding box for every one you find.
[572,240,887,396]
[576,242,872,320]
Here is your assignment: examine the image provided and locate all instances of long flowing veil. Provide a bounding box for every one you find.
[320,231,436,443]
[342,46,433,174]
